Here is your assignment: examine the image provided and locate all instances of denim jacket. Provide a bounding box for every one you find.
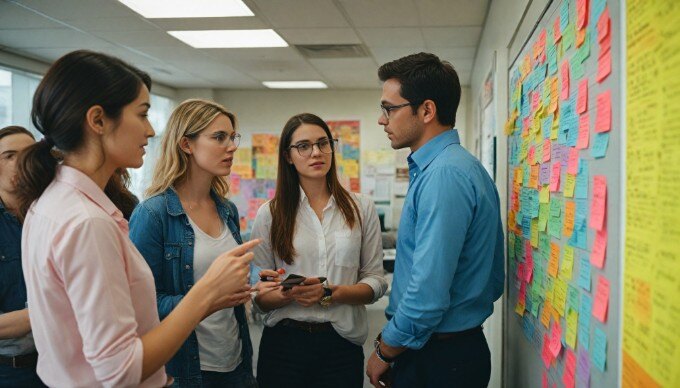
[129,188,254,386]
[0,202,35,357]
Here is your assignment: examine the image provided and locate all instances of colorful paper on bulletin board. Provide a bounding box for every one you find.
[252,134,279,180]
[326,120,361,192]
[231,147,253,179]
[623,1,680,387]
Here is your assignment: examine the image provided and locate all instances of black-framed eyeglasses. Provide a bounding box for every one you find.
[288,138,337,157]
[380,102,420,119]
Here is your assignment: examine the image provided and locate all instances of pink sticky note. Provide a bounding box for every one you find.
[591,228,608,268]
[543,139,552,162]
[577,79,588,113]
[577,113,590,149]
[595,90,612,133]
[597,48,612,83]
[561,61,570,100]
[597,7,611,42]
[549,321,563,357]
[543,371,549,388]
[529,146,536,165]
[589,175,607,230]
[567,148,579,174]
[532,91,541,111]
[517,262,525,281]
[550,163,562,192]
[554,15,562,42]
[593,275,610,323]
[576,0,588,29]
[542,334,554,368]
[600,32,612,53]
[563,349,577,388]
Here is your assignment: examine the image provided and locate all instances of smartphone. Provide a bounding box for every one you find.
[280,274,306,290]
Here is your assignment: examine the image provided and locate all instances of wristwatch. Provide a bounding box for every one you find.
[373,333,396,364]
[319,287,333,307]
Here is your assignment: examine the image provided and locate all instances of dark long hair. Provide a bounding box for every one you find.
[15,50,150,219]
[269,113,362,264]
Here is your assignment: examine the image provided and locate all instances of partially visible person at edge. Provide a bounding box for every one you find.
[129,98,281,387]
[366,52,505,388]
[251,113,388,388]
[17,50,259,387]
[0,125,45,387]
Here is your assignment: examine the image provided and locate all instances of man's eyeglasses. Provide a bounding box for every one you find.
[288,138,337,157]
[380,102,420,119]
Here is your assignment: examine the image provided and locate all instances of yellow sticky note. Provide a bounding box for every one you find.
[553,278,568,317]
[540,185,551,203]
[564,173,576,197]
[549,242,560,277]
[541,300,553,328]
[560,245,575,280]
[531,218,539,247]
[566,308,578,349]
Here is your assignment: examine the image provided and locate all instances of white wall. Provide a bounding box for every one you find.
[469,0,544,387]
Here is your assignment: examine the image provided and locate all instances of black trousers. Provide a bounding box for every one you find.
[391,328,491,388]
[256,323,364,388]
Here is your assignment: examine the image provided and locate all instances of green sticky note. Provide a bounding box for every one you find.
[560,245,575,280]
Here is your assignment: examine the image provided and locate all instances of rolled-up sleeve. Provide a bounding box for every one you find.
[381,168,475,350]
[357,197,387,303]
[55,218,145,387]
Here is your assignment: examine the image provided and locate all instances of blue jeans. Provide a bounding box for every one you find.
[199,361,257,388]
[0,363,46,388]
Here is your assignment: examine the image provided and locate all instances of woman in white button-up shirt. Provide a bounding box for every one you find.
[251,113,387,388]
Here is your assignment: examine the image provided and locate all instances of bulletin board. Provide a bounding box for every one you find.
[504,0,620,387]
[622,1,680,387]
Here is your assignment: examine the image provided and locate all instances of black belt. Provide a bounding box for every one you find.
[432,325,483,341]
[0,352,38,368]
[277,319,334,333]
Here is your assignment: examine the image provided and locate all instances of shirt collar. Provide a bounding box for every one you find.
[298,186,335,208]
[409,129,460,171]
[55,165,125,224]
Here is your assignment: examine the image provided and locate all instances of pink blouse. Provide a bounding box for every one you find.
[22,165,167,387]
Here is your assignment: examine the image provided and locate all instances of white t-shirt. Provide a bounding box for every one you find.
[188,217,242,373]
[250,189,388,345]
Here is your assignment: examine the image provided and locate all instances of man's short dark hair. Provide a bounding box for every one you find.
[378,52,461,127]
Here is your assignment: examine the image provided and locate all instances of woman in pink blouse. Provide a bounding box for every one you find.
[16,50,259,387]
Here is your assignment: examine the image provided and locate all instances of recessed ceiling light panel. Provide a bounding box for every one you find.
[263,81,328,89]
[119,0,254,18]
[168,29,288,48]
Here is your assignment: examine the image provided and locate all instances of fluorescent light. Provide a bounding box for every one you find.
[168,29,288,48]
[263,81,328,89]
[119,0,254,18]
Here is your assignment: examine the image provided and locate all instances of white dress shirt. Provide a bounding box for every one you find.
[250,189,387,345]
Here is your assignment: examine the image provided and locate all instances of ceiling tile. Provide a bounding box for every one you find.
[251,0,350,28]
[338,0,419,27]
[0,2,64,29]
[149,17,268,31]
[422,26,482,47]
[277,28,361,45]
[0,28,108,49]
[357,28,425,48]
[415,0,489,26]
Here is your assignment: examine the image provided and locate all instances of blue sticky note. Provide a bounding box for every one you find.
[522,216,531,239]
[548,44,558,75]
[567,284,580,311]
[578,254,592,291]
[561,0,570,31]
[579,294,592,351]
[592,327,607,372]
[542,115,554,139]
[522,314,534,341]
[575,159,589,199]
[591,132,610,158]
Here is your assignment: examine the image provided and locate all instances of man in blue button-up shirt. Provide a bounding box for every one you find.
[366,53,505,388]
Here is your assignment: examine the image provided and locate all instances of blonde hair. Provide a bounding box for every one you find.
[145,99,236,198]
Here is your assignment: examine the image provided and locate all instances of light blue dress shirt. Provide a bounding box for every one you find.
[382,129,505,350]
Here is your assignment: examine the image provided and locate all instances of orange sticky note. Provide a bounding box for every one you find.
[577,113,590,149]
[567,147,579,175]
[549,243,560,277]
[591,228,608,268]
[577,79,588,113]
[530,165,540,188]
[593,275,610,323]
[576,27,586,48]
[561,61,570,100]
[595,90,612,133]
[590,175,607,231]
[597,48,612,83]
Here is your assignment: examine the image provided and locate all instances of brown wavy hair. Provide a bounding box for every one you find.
[269,113,361,264]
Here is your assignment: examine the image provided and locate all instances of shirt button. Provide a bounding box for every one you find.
[185,265,191,270]
[188,242,193,246]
